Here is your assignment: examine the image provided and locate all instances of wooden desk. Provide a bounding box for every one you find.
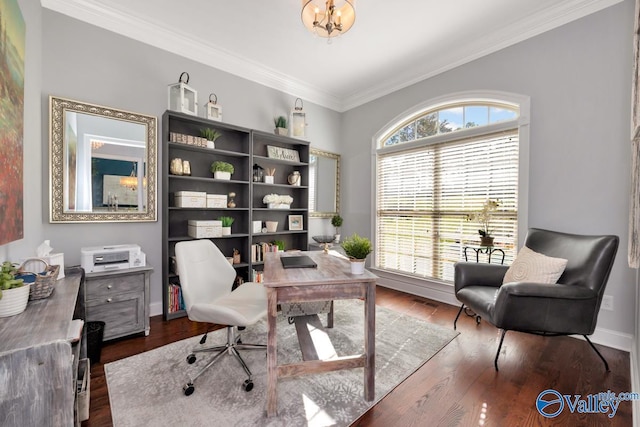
[262,250,378,417]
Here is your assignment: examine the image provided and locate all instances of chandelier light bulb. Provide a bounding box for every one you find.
[301,0,355,39]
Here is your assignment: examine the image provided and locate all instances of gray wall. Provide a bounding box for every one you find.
[34,10,341,312]
[342,0,635,338]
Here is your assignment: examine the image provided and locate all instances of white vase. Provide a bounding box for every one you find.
[334,234,341,244]
[214,171,231,180]
[206,140,215,149]
[350,260,366,275]
[266,221,278,232]
[222,226,231,236]
[0,284,31,317]
[264,176,274,184]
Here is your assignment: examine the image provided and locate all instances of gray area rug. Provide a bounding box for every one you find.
[105,299,458,427]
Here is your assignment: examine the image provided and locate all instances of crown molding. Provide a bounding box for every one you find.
[341,0,624,111]
[42,0,623,113]
[40,0,343,111]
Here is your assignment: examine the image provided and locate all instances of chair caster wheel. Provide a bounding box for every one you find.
[183,383,195,396]
[186,354,196,364]
[288,317,295,325]
[242,379,254,392]
[476,316,481,325]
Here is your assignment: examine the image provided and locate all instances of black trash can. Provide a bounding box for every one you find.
[86,321,105,365]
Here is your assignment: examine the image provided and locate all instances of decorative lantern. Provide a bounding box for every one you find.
[290,98,307,139]
[168,72,198,116]
[253,164,264,182]
[205,93,223,122]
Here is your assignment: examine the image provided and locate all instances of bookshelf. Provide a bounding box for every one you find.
[162,112,309,320]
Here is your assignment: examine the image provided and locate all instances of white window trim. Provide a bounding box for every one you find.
[370,90,530,298]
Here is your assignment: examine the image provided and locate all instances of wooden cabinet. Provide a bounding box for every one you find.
[0,269,85,426]
[162,111,309,320]
[85,266,152,340]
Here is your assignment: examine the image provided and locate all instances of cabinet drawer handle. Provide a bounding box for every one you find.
[106,298,112,303]
[107,285,112,289]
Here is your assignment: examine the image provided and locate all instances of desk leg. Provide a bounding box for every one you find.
[364,283,376,401]
[266,288,278,417]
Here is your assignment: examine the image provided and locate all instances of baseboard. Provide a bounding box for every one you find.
[375,271,632,352]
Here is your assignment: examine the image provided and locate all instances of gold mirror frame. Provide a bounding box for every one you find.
[49,96,158,222]
[309,148,340,218]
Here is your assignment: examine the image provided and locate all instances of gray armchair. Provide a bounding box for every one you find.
[454,228,619,371]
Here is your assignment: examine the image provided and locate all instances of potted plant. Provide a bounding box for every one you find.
[274,116,288,136]
[468,199,499,246]
[219,216,234,236]
[0,261,29,317]
[210,161,234,180]
[263,194,293,209]
[199,128,222,149]
[341,233,373,275]
[331,214,343,243]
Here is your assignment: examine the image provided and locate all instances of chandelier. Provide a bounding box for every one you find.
[301,0,356,39]
[120,162,146,191]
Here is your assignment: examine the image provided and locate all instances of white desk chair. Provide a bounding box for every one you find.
[175,239,267,395]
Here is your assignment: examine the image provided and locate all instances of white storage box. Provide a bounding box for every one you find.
[175,191,206,208]
[188,220,222,238]
[207,194,228,208]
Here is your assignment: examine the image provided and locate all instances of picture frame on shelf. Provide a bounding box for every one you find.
[267,145,300,162]
[288,215,303,231]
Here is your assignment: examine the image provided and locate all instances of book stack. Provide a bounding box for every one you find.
[251,242,280,263]
[251,269,264,283]
[168,284,185,312]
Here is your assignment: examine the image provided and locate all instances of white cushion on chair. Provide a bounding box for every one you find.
[188,282,267,325]
[503,245,568,284]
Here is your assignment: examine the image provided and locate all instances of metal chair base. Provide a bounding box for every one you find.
[184,326,266,394]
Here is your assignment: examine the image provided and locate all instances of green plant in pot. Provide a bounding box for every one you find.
[0,261,29,317]
[210,161,234,180]
[341,233,372,275]
[468,199,499,246]
[219,216,234,236]
[199,128,222,148]
[331,214,343,243]
[274,116,288,136]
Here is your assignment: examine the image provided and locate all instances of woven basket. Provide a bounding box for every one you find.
[18,258,60,300]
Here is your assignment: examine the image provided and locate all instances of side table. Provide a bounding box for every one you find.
[463,245,505,265]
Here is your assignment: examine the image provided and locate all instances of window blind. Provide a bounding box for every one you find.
[376,129,519,282]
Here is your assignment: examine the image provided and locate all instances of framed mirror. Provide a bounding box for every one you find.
[309,148,340,218]
[49,96,157,222]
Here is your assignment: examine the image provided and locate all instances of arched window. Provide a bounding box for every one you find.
[374,93,528,282]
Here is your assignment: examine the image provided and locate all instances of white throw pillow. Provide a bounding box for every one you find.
[503,245,568,284]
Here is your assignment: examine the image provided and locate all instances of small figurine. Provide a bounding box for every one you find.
[232,248,241,264]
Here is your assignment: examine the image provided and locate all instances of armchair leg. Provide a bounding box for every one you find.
[583,335,610,372]
[494,330,507,371]
[454,305,464,330]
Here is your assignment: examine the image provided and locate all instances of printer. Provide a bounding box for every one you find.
[81,244,146,273]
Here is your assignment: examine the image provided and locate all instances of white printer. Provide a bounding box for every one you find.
[81,244,146,273]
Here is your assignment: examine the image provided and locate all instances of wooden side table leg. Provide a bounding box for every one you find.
[266,288,279,417]
[364,283,376,401]
[327,300,334,329]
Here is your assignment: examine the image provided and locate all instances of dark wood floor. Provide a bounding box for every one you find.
[83,287,632,426]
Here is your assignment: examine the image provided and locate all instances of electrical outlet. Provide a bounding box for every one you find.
[601,295,614,311]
